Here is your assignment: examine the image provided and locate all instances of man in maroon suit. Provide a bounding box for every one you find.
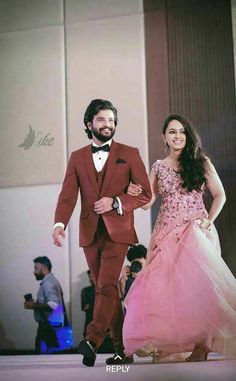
[52,99,151,366]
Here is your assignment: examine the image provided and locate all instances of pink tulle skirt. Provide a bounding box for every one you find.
[123,220,236,359]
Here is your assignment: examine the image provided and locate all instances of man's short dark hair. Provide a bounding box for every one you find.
[83,99,118,139]
[33,256,52,272]
[127,244,147,262]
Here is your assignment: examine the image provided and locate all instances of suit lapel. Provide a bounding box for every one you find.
[84,145,99,195]
[100,141,118,195]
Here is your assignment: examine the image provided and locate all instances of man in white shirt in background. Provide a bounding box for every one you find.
[24,256,63,354]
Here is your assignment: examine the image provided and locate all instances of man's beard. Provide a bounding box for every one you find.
[34,274,44,281]
[91,127,115,143]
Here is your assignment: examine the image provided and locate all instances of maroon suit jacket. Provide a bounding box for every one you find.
[54,141,151,247]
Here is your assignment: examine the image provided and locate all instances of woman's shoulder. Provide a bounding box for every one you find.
[203,156,217,175]
[151,159,164,174]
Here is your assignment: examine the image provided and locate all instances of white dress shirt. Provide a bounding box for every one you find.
[92,139,112,172]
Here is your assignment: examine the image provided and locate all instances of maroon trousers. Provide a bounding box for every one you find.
[83,219,128,349]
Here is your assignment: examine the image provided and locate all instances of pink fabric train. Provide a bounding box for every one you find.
[123,160,236,359]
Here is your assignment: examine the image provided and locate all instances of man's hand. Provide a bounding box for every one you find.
[83,303,90,311]
[120,266,131,282]
[119,266,131,298]
[24,300,35,310]
[52,227,65,247]
[94,197,113,214]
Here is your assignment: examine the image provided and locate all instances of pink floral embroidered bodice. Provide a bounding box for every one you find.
[152,160,208,238]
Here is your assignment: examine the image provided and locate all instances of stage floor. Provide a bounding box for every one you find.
[0,353,235,381]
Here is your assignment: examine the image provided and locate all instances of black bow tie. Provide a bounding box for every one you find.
[91,144,110,154]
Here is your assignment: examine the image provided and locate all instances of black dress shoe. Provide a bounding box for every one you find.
[78,340,97,367]
[106,352,134,365]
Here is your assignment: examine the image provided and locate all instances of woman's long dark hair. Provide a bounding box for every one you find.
[163,114,207,191]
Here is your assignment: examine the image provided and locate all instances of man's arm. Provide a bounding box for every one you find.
[81,288,89,311]
[53,153,79,246]
[117,148,151,213]
[43,282,61,310]
[128,168,159,210]
[24,301,52,311]
[92,148,151,216]
[24,281,61,312]
[54,153,79,227]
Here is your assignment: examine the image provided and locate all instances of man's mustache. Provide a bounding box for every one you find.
[100,127,112,131]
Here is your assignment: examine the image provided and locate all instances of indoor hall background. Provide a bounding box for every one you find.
[0,0,151,351]
[144,0,236,274]
[0,0,235,352]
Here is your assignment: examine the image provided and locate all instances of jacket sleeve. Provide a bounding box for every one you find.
[118,148,151,214]
[54,153,80,228]
[81,288,88,311]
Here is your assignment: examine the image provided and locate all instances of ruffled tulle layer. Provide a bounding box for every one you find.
[123,220,236,359]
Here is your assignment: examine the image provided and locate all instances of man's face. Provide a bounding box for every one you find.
[88,109,116,144]
[33,263,45,281]
[88,272,94,285]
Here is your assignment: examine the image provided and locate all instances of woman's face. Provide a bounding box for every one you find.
[163,119,186,152]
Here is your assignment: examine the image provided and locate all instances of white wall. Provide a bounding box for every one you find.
[0,0,68,351]
[0,0,152,350]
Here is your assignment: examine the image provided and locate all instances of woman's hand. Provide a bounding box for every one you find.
[196,218,212,231]
[127,182,142,196]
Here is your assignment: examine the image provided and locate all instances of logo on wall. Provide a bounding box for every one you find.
[18,125,55,150]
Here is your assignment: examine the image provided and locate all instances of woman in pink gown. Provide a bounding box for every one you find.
[123,115,236,362]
